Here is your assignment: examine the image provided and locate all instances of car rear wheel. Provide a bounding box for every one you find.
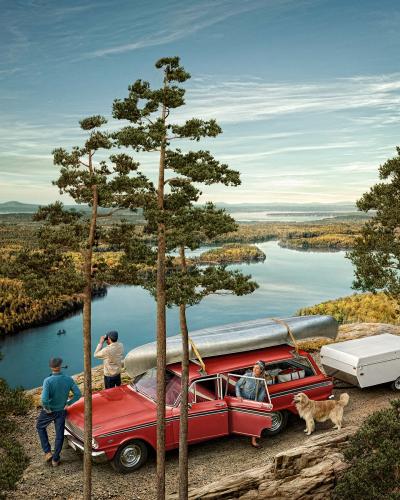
[112,440,148,473]
[391,377,400,391]
[262,410,288,436]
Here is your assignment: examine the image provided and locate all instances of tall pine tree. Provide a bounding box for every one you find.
[113,57,258,498]
[112,56,226,498]
[164,204,258,499]
[1,116,150,499]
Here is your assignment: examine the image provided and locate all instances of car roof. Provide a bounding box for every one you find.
[168,344,305,379]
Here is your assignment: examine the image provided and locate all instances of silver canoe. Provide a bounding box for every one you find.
[124,315,338,378]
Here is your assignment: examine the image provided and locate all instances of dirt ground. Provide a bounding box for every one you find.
[8,376,397,499]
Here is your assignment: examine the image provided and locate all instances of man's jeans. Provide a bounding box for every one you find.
[104,373,121,389]
[36,409,66,462]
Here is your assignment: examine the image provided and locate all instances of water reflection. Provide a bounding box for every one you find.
[0,241,354,388]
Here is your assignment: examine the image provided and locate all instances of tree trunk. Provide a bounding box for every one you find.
[178,246,189,500]
[156,86,168,500]
[83,161,98,500]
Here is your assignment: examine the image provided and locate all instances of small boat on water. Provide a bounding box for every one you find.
[57,329,66,335]
[124,315,338,378]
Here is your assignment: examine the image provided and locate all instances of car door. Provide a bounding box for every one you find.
[223,372,273,437]
[171,376,229,445]
[225,396,273,437]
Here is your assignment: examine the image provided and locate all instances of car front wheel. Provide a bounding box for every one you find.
[262,410,288,436]
[391,377,400,391]
[112,440,148,473]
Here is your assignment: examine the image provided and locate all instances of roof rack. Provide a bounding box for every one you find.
[271,317,299,354]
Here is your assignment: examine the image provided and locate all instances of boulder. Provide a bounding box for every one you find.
[169,426,357,499]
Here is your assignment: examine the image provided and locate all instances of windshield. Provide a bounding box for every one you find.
[131,368,181,406]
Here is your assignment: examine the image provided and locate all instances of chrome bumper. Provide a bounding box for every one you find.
[64,429,108,464]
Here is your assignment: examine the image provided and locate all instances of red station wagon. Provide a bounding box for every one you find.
[65,344,333,472]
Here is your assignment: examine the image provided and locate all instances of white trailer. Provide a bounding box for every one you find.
[320,334,400,390]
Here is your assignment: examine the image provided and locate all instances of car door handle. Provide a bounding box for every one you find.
[215,403,225,407]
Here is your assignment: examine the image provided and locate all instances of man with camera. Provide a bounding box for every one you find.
[94,330,124,389]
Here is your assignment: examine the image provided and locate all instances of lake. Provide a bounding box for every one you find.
[231,211,358,222]
[0,241,354,389]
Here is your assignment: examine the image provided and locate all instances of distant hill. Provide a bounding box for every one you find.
[215,202,357,213]
[0,200,358,215]
[0,201,42,213]
[0,201,139,215]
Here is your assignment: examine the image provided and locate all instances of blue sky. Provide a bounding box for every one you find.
[1,0,400,204]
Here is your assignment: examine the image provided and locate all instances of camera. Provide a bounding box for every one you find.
[104,334,109,342]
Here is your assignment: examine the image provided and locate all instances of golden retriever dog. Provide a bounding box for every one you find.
[293,392,349,435]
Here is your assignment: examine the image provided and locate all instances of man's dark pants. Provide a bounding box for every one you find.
[104,373,121,389]
[36,409,66,462]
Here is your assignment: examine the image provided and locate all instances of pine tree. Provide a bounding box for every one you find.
[347,146,400,301]
[122,130,258,498]
[164,204,258,499]
[112,56,228,498]
[1,116,150,500]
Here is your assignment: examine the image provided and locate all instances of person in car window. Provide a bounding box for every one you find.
[235,360,266,448]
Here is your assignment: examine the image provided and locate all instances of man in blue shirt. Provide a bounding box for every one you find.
[36,357,81,466]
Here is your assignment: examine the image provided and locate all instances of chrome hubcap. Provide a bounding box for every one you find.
[270,412,283,431]
[120,445,141,467]
[395,378,400,390]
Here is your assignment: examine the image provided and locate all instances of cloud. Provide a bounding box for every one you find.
[84,0,273,58]
[51,3,101,18]
[178,73,400,124]
[0,67,22,78]
[1,68,398,205]
[219,142,359,161]
[333,161,379,173]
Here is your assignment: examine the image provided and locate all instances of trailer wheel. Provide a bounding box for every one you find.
[391,377,400,391]
[112,440,148,473]
[262,411,288,436]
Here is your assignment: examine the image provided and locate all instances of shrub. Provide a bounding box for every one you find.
[333,400,400,499]
[297,292,400,324]
[0,378,32,499]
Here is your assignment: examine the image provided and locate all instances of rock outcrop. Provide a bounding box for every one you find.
[298,322,400,352]
[170,426,357,499]
[338,322,400,340]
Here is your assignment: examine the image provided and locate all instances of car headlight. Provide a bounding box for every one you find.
[92,438,99,449]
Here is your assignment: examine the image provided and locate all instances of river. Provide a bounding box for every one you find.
[0,241,354,389]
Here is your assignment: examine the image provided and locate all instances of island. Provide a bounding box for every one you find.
[196,243,266,264]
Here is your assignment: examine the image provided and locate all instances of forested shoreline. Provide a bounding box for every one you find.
[0,279,107,336]
[0,213,363,249]
[0,216,370,336]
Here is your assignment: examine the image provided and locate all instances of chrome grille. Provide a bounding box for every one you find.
[65,419,84,441]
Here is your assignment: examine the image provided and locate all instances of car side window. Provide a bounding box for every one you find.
[222,369,246,397]
[265,357,315,385]
[188,377,219,403]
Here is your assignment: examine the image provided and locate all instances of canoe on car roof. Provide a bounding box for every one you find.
[124,315,338,378]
